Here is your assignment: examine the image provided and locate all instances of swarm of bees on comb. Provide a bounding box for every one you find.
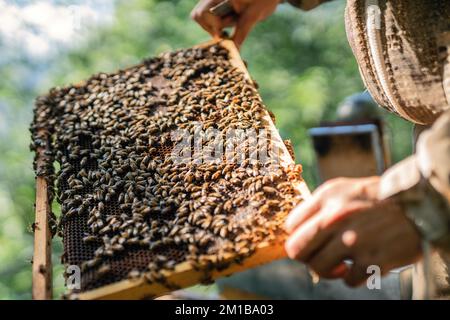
[30,43,304,297]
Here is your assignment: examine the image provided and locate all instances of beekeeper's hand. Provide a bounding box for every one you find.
[284,177,422,287]
[191,0,281,47]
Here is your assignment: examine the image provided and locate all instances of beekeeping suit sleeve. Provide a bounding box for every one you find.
[285,0,333,11]
[378,109,450,251]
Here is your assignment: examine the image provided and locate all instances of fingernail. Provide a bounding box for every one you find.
[284,207,299,232]
[284,216,293,232]
[284,238,294,258]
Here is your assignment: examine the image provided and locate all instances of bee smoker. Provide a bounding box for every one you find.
[309,92,392,182]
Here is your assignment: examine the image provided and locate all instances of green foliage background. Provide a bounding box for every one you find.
[0,0,413,299]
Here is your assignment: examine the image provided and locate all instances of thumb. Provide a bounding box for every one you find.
[232,9,259,48]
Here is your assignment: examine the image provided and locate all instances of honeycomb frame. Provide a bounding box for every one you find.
[32,39,310,300]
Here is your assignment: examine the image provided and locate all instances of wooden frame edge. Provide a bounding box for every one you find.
[32,137,53,300]
[76,238,291,300]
